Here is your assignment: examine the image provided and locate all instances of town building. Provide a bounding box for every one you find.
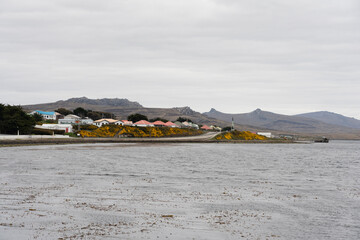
[134,120,154,127]
[58,114,94,125]
[30,110,57,120]
[35,124,73,133]
[201,125,212,130]
[121,120,133,126]
[164,121,178,128]
[93,118,122,127]
[257,132,272,138]
[152,121,166,127]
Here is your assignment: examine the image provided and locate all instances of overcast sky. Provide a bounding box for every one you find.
[0,0,359,117]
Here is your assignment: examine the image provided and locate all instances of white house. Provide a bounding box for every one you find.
[93,118,122,127]
[58,117,94,125]
[30,110,57,120]
[257,132,272,138]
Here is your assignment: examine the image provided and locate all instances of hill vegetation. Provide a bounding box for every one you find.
[214,130,267,141]
[79,125,203,138]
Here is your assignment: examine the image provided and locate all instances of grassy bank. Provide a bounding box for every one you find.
[214,130,267,141]
[79,125,203,138]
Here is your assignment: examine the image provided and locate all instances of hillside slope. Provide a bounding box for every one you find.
[295,111,360,129]
[204,108,360,138]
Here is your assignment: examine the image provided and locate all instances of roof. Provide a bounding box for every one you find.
[174,121,184,126]
[34,110,55,115]
[64,114,81,119]
[121,120,133,124]
[182,121,191,126]
[134,120,152,125]
[201,125,212,130]
[164,121,177,126]
[94,118,119,123]
[152,121,165,125]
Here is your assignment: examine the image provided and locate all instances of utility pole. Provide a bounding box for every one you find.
[231,117,234,131]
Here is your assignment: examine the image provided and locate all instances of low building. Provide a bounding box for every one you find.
[58,117,94,125]
[257,132,272,138]
[35,124,73,133]
[152,121,166,127]
[210,125,222,131]
[201,125,211,130]
[93,118,122,127]
[134,120,154,127]
[64,114,81,120]
[164,121,178,128]
[121,120,133,126]
[190,123,199,129]
[55,112,64,120]
[30,110,57,120]
[182,121,191,128]
[174,121,185,128]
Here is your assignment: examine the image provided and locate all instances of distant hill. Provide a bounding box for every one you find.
[23,97,143,111]
[295,111,360,129]
[22,98,360,139]
[22,97,259,131]
[203,108,360,139]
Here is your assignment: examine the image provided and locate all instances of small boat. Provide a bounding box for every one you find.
[314,137,329,143]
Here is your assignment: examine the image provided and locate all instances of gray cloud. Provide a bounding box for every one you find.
[0,0,359,117]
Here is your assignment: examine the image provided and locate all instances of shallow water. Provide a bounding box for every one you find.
[0,141,359,239]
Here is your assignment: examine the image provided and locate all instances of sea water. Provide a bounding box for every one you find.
[0,141,359,239]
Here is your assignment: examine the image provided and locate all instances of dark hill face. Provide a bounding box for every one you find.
[55,97,143,108]
[295,111,360,129]
[23,97,143,111]
[203,108,360,138]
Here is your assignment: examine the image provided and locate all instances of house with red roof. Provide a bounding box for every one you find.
[134,120,154,127]
[121,120,133,126]
[164,121,178,128]
[152,120,166,127]
[201,125,212,130]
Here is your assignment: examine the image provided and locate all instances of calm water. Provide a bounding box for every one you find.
[0,141,359,239]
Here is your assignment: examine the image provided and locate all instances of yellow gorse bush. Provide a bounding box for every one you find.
[79,125,203,138]
[214,130,267,140]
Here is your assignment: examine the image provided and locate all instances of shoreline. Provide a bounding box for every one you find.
[0,137,296,147]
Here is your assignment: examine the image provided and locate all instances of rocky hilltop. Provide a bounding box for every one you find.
[24,97,142,111]
[56,97,143,108]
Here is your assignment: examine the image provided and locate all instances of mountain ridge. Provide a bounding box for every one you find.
[21,97,360,139]
[295,111,360,129]
[204,108,360,138]
[22,97,261,132]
